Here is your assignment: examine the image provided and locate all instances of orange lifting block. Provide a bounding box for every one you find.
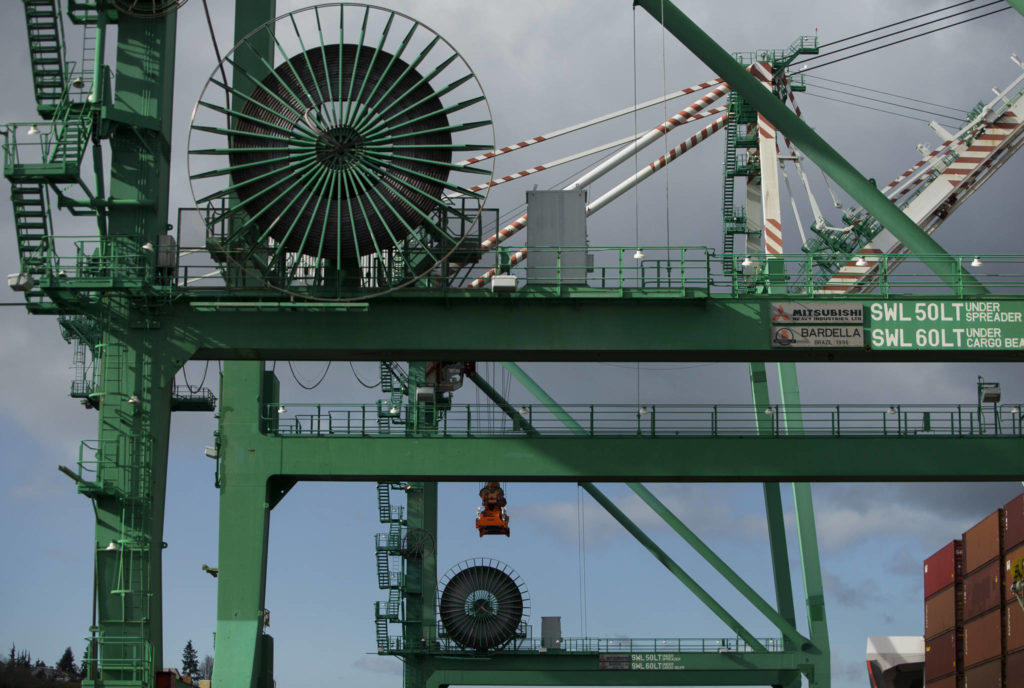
[476,481,509,537]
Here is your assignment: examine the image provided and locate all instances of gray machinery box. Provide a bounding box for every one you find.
[526,189,589,285]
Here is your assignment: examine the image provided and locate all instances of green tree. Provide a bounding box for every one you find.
[56,647,76,676]
[181,640,199,678]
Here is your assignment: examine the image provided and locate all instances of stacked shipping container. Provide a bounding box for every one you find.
[924,494,1024,687]
[963,510,1002,687]
[1003,494,1024,685]
[925,540,963,688]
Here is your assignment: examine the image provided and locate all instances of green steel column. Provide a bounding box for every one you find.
[404,361,438,688]
[776,362,830,686]
[633,0,987,295]
[763,483,801,688]
[89,321,178,688]
[404,481,438,688]
[580,484,767,652]
[89,11,178,683]
[106,14,176,247]
[212,362,274,688]
[774,362,821,688]
[793,482,830,687]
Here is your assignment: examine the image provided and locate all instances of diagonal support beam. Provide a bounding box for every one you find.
[500,362,782,652]
[633,0,988,296]
[580,482,768,652]
[1009,0,1024,16]
[626,483,809,649]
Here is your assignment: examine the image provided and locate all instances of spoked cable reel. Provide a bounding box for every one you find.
[188,3,495,299]
[438,558,529,651]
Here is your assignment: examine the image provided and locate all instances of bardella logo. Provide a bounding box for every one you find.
[773,327,796,346]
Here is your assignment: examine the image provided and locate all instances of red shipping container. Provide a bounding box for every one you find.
[1005,494,1024,551]
[1007,649,1024,684]
[926,675,957,688]
[926,630,959,681]
[965,608,1002,668]
[965,560,1002,621]
[926,541,963,599]
[926,585,959,639]
[1007,601,1024,654]
[964,657,1003,687]
[965,511,1002,574]
[1005,543,1024,603]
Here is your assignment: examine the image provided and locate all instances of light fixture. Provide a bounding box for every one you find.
[763,407,774,415]
[741,257,752,267]
[72,76,84,89]
[277,405,286,414]
[26,124,39,136]
[388,406,400,416]
[633,248,646,260]
[887,406,898,415]
[517,406,528,416]
[141,242,155,253]
[855,256,868,267]
[204,446,219,459]
[128,395,141,405]
[638,406,650,416]
[971,257,983,267]
[57,269,67,278]
[105,542,117,551]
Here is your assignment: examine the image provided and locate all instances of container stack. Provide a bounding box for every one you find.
[1003,494,1024,684]
[962,510,1003,686]
[925,540,964,688]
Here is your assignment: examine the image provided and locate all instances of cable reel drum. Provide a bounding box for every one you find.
[438,558,529,651]
[188,4,495,298]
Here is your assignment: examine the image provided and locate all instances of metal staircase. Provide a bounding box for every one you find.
[23,0,67,118]
[374,482,407,652]
[9,182,53,303]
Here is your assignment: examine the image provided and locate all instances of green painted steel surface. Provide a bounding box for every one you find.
[63,296,1023,364]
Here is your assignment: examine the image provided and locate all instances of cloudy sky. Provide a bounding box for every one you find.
[1,2,1023,688]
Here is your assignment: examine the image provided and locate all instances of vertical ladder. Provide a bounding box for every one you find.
[23,0,67,118]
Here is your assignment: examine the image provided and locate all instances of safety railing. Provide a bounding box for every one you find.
[733,253,1024,297]
[267,402,1024,439]
[383,634,785,655]
[25,238,1024,299]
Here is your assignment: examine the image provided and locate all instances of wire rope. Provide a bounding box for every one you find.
[349,361,381,388]
[806,84,966,120]
[802,74,965,113]
[797,5,1013,73]
[800,92,962,127]
[817,0,985,50]
[287,360,331,390]
[181,360,210,393]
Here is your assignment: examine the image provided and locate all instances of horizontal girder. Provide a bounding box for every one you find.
[146,294,1024,362]
[223,435,1024,482]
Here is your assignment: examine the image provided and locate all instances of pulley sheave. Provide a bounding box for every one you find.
[438,559,529,651]
[188,3,495,298]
